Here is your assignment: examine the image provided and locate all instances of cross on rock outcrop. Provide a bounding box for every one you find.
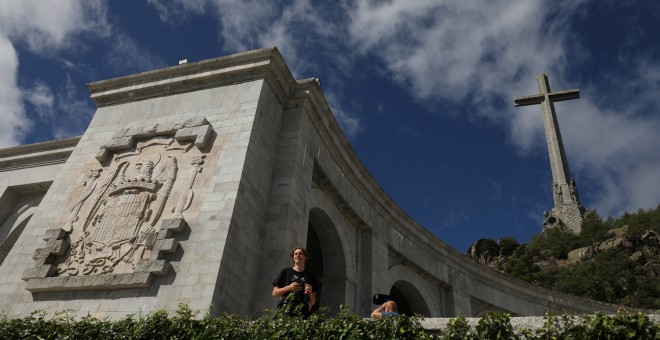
[515,74,587,233]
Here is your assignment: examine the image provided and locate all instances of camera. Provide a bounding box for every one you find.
[293,276,307,286]
[293,277,309,303]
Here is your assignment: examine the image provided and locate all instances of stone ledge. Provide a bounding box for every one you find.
[174,125,213,149]
[158,218,187,239]
[95,119,212,162]
[23,218,187,292]
[21,265,57,281]
[418,314,660,335]
[25,272,154,292]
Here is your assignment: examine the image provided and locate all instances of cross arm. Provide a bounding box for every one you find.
[514,94,545,107]
[548,89,579,102]
[514,89,580,107]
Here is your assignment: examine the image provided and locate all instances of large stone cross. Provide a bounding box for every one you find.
[514,73,585,233]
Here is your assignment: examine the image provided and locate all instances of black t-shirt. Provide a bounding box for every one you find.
[272,267,319,316]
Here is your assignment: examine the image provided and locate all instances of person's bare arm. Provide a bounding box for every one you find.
[272,282,302,297]
[305,284,316,309]
[371,304,385,319]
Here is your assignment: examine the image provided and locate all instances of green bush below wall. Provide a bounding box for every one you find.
[0,304,658,339]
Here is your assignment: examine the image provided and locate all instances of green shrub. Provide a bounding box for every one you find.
[579,211,611,246]
[475,313,518,340]
[443,315,474,339]
[482,206,660,309]
[2,305,657,339]
[498,237,520,257]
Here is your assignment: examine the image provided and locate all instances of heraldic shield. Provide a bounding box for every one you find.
[62,155,174,276]
[22,118,215,291]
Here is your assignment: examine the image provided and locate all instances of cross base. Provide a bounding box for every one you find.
[543,203,588,234]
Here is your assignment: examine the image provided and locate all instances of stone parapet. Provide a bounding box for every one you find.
[419,314,660,335]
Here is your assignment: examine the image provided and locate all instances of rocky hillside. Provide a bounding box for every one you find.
[467,206,660,309]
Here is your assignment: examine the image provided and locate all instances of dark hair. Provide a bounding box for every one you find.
[289,247,309,263]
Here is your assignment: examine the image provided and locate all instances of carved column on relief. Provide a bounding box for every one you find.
[63,168,102,233]
[173,155,205,217]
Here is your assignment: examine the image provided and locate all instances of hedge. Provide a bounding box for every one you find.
[0,304,657,339]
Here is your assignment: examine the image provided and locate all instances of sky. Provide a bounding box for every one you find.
[1,0,659,252]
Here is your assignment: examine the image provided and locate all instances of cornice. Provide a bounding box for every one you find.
[0,137,79,172]
[86,47,297,107]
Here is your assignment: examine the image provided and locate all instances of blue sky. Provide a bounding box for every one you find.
[1,1,659,252]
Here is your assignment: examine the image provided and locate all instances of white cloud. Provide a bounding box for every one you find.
[558,96,660,215]
[104,34,168,75]
[215,0,278,52]
[252,0,345,73]
[20,75,93,140]
[144,0,363,137]
[348,1,572,106]
[146,0,279,56]
[145,0,659,217]
[52,74,94,139]
[324,90,361,138]
[147,0,208,24]
[24,81,55,119]
[0,0,110,54]
[345,0,660,217]
[0,36,30,147]
[147,0,346,76]
[0,0,110,146]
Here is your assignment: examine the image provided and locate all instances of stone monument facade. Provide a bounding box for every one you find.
[515,74,587,234]
[0,49,620,319]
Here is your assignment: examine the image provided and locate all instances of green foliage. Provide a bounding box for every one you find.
[553,250,630,303]
[519,311,660,339]
[474,313,518,340]
[618,205,660,239]
[498,237,520,257]
[552,250,660,308]
[528,227,579,259]
[443,315,474,339]
[467,239,499,260]
[0,304,438,339]
[438,311,659,340]
[1,306,658,339]
[487,206,660,309]
[504,244,542,282]
[578,211,611,245]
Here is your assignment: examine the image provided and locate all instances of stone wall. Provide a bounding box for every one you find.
[419,314,660,335]
[0,48,644,320]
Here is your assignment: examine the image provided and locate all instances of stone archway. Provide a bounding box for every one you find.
[0,191,45,267]
[0,215,32,267]
[307,207,347,314]
[0,198,39,268]
[389,280,431,317]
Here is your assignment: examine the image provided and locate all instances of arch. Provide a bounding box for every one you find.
[307,207,348,314]
[389,280,431,316]
[470,297,513,317]
[0,205,37,267]
[387,264,437,316]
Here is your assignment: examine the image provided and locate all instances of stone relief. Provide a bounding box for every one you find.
[22,118,216,291]
[544,178,587,234]
[552,181,563,206]
[59,154,177,277]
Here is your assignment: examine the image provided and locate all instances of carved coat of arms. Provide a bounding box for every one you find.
[22,116,215,292]
[60,154,178,276]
